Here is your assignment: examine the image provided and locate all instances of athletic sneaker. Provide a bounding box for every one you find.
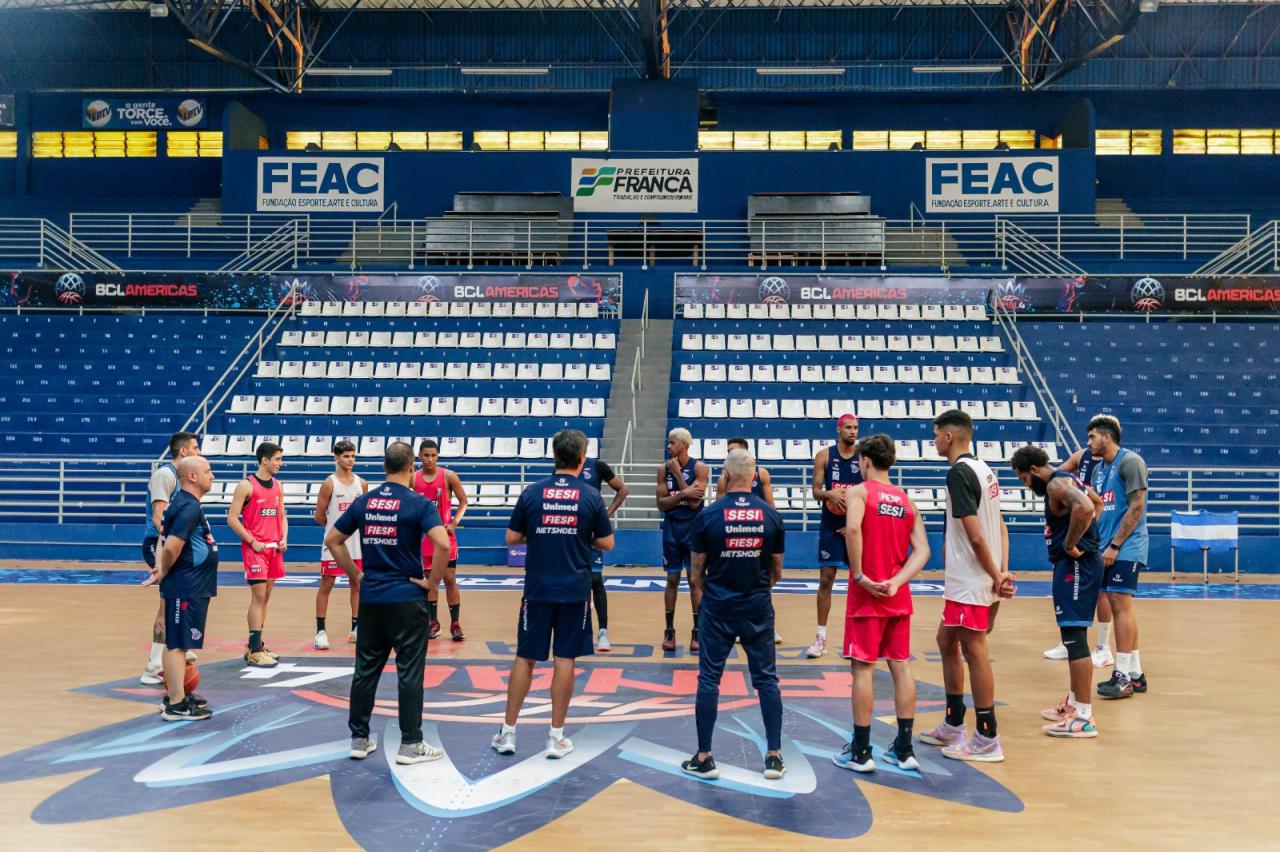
[833,742,875,773]
[349,736,377,759]
[680,753,719,779]
[348,627,358,643]
[396,741,445,765]
[491,730,517,755]
[1097,671,1134,699]
[244,650,279,668]
[1092,646,1115,668]
[662,628,676,652]
[185,651,198,663]
[161,696,212,722]
[429,619,442,640]
[1129,672,1148,693]
[314,630,330,650]
[140,663,164,686]
[941,733,1004,762]
[918,722,968,747]
[595,629,611,653]
[881,743,920,771]
[1043,710,1098,738]
[450,621,465,642]
[774,631,783,645]
[545,734,574,759]
[1044,643,1069,660]
[763,754,786,779]
[187,692,208,708]
[805,635,827,659]
[689,630,700,654]
[260,646,280,660]
[1041,693,1071,722]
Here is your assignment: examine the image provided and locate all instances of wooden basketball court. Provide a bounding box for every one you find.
[1,562,1276,850]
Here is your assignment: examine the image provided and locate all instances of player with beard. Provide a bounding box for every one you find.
[806,414,862,658]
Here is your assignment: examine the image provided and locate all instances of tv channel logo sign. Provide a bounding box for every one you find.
[925,156,1058,213]
[257,157,385,212]
[81,98,207,129]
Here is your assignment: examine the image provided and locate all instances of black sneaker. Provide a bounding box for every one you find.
[661,628,677,652]
[834,742,875,773]
[881,742,920,771]
[689,629,700,654]
[1097,671,1134,700]
[763,753,786,780]
[680,752,719,779]
[1129,672,1148,693]
[161,696,212,722]
[187,692,208,708]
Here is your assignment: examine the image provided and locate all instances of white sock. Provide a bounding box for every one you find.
[1129,649,1142,677]
[816,626,827,639]
[501,723,516,736]
[549,727,564,742]
[1115,652,1131,675]
[149,642,164,668]
[1096,621,1112,650]
[1072,699,1093,720]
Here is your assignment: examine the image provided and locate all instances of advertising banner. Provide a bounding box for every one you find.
[572,157,698,213]
[0,94,13,129]
[925,155,1059,213]
[81,97,206,130]
[257,156,385,212]
[3,271,622,312]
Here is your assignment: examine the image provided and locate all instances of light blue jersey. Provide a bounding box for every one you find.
[1092,448,1149,564]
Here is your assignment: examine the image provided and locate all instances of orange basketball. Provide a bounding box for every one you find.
[184,662,200,693]
[825,497,846,517]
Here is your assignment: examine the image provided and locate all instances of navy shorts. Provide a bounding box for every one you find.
[516,598,593,661]
[1102,559,1143,595]
[163,596,210,651]
[817,525,849,568]
[142,536,159,569]
[1052,552,1102,627]
[590,548,605,575]
[662,520,694,574]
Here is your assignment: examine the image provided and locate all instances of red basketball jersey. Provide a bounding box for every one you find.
[846,480,915,618]
[414,467,457,560]
[240,475,284,544]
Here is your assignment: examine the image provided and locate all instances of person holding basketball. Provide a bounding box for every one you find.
[807,414,862,658]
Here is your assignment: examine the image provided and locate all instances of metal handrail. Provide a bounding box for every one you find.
[990,296,1080,451]
[219,219,300,272]
[997,218,1086,276]
[1194,219,1280,276]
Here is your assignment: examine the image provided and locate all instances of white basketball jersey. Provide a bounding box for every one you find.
[942,455,1004,606]
[320,473,365,562]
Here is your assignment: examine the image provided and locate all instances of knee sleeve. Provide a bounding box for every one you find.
[1059,626,1090,660]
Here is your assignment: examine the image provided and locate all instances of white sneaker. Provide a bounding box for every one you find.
[546,734,574,759]
[805,635,827,659]
[774,632,783,645]
[184,651,198,663]
[396,741,445,765]
[348,627,358,643]
[314,630,330,650]
[140,662,163,686]
[491,729,516,754]
[1092,646,1115,668]
[595,628,611,653]
[1044,643,1069,660]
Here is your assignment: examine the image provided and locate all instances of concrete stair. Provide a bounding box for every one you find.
[883,224,967,270]
[602,318,673,528]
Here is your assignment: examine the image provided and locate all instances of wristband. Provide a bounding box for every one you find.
[1105,542,1119,551]
[852,573,865,584]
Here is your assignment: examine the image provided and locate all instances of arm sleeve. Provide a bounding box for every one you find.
[508,489,531,534]
[591,492,612,538]
[333,497,363,536]
[1118,453,1148,494]
[947,464,982,519]
[149,468,176,504]
[166,501,199,542]
[596,461,616,484]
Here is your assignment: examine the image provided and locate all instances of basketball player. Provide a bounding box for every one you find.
[325,442,452,765]
[314,440,368,650]
[834,435,929,773]
[919,410,1013,763]
[718,437,779,644]
[575,455,629,653]
[414,440,469,640]
[807,413,862,658]
[1011,445,1102,738]
[141,455,217,721]
[492,430,614,758]
[140,431,201,685]
[227,441,286,668]
[656,427,709,653]
[1088,416,1150,699]
[682,448,786,781]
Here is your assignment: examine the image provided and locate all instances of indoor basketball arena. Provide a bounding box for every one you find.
[1,0,1279,848]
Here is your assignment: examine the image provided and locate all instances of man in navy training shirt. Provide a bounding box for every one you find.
[492,429,614,760]
[683,448,787,781]
[141,455,218,722]
[325,441,452,766]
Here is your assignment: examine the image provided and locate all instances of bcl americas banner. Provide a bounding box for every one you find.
[926,155,1059,213]
[572,158,698,213]
[257,156,385,212]
[82,97,206,129]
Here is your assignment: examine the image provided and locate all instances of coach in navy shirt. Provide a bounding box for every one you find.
[684,448,787,781]
[325,441,451,766]
[491,429,614,760]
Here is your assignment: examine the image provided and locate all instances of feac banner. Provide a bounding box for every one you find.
[925,156,1059,214]
[81,97,206,130]
[3,271,622,312]
[0,94,13,129]
[572,157,698,213]
[675,272,1280,314]
[257,157,385,212]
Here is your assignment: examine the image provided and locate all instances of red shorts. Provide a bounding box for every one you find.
[422,532,459,563]
[320,558,361,578]
[243,545,285,581]
[942,600,991,632]
[844,615,911,663]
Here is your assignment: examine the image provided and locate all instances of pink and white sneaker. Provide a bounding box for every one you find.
[942,733,1005,762]
[1041,693,1071,722]
[1043,709,1098,738]
[917,722,968,747]
[804,635,827,659]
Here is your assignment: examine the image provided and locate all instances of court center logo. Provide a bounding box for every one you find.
[0,656,1021,848]
[55,272,86,305]
[1130,276,1165,312]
